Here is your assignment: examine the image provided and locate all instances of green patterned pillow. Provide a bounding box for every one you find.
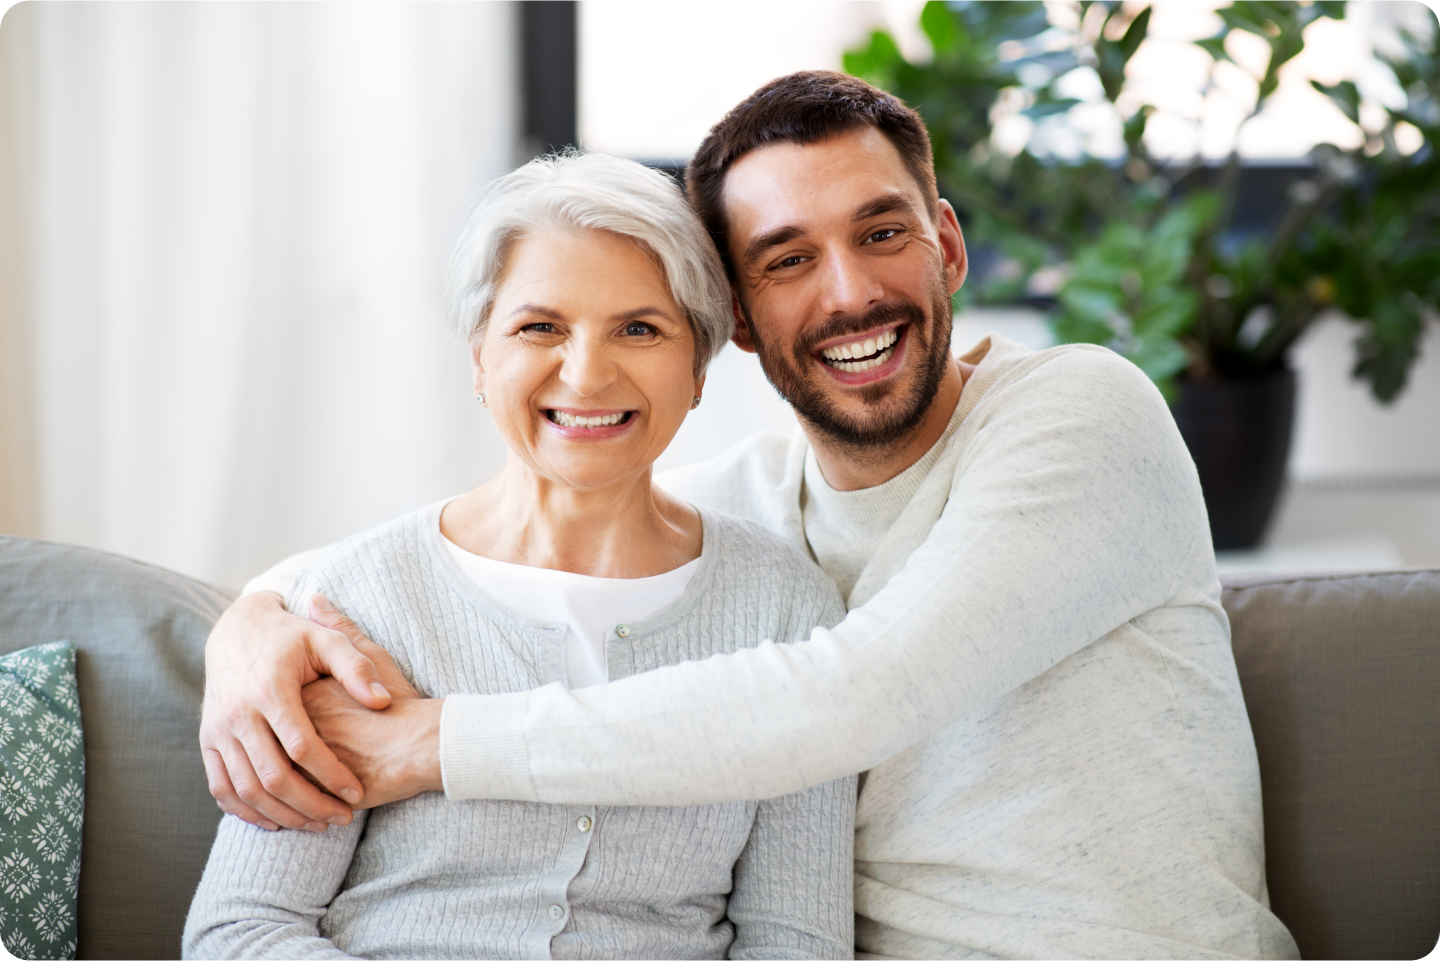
[0,642,84,961]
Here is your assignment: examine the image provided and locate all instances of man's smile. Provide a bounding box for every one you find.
[810,322,911,386]
[816,323,903,373]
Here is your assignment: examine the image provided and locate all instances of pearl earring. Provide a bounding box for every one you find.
[476,392,486,406]
[690,396,701,409]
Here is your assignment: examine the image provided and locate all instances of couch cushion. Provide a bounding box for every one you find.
[0,640,85,961]
[1223,569,1440,961]
[0,536,234,960]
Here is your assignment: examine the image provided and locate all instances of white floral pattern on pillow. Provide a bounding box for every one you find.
[0,641,83,961]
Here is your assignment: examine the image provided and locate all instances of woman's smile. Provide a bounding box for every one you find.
[544,407,638,437]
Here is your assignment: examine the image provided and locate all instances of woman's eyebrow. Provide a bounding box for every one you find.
[510,304,563,319]
[613,306,673,322]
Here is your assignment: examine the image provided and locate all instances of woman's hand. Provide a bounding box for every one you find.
[200,592,393,831]
[301,643,444,809]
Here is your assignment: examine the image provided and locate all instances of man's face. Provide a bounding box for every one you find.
[722,127,967,450]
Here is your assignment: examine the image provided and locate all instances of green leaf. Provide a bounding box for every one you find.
[843,30,903,87]
[1050,309,1119,347]
[1024,98,1081,119]
[1311,79,1360,123]
[919,0,959,54]
[1119,6,1153,61]
[1196,34,1232,63]
[1352,297,1424,402]
[1127,332,1190,381]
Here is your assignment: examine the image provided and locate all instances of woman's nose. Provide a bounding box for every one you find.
[819,247,885,317]
[559,338,618,397]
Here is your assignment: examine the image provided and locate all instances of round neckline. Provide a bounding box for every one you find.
[441,533,703,588]
[420,500,723,644]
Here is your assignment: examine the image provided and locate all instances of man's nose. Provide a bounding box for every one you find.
[819,246,885,317]
[559,336,619,396]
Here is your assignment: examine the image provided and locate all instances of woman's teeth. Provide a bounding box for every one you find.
[820,328,899,371]
[549,410,628,428]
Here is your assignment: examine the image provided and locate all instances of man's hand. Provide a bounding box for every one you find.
[301,636,443,809]
[200,592,393,831]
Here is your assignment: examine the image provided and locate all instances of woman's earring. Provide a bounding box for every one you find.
[690,396,701,409]
[476,392,487,406]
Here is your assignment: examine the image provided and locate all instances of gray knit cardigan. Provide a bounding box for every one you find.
[182,503,856,960]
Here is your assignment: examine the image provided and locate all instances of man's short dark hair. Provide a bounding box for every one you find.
[685,70,938,278]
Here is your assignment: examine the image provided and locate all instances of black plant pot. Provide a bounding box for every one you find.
[1171,369,1297,551]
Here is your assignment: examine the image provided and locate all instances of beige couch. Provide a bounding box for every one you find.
[1,535,1436,959]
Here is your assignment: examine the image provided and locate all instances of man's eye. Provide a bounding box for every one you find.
[774,255,806,270]
[865,229,899,244]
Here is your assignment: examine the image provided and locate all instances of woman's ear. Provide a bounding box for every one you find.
[470,336,486,396]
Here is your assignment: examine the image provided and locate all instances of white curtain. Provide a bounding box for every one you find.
[0,2,517,589]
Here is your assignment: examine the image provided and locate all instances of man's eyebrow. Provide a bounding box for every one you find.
[853,193,919,222]
[741,225,804,269]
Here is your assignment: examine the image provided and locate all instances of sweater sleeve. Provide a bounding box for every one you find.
[441,350,1207,805]
[241,547,331,598]
[182,813,366,960]
[727,775,857,960]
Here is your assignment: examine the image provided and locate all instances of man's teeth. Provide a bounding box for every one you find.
[820,328,899,370]
[550,410,627,428]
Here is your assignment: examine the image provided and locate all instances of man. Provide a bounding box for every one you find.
[203,72,1297,959]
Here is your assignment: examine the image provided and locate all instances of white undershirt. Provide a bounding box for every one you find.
[441,536,699,689]
[801,398,967,604]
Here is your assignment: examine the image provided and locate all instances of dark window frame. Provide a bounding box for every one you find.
[520,1,577,156]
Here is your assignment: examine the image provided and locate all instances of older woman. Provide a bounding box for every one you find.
[181,152,854,960]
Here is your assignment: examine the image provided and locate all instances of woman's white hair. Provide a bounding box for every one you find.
[447,150,733,373]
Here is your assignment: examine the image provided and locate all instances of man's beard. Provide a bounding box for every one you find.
[745,277,954,452]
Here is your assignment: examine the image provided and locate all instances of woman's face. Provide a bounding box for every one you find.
[474,229,704,493]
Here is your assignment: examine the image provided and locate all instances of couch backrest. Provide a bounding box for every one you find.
[1223,569,1440,961]
[0,536,233,960]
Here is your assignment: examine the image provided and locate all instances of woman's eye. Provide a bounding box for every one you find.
[623,322,656,337]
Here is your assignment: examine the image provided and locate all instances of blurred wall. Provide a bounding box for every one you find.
[0,1,38,545]
[0,2,518,589]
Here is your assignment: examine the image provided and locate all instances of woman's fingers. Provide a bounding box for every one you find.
[306,595,395,707]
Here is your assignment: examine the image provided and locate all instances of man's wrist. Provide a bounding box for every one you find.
[404,697,445,795]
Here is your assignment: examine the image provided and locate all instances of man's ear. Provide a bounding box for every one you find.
[729,293,759,355]
[937,199,968,295]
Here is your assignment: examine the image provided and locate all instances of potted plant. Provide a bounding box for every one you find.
[845,0,1440,548]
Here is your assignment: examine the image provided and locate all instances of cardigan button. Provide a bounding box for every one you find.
[615,624,630,638]
[577,815,592,833]
[549,903,565,920]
